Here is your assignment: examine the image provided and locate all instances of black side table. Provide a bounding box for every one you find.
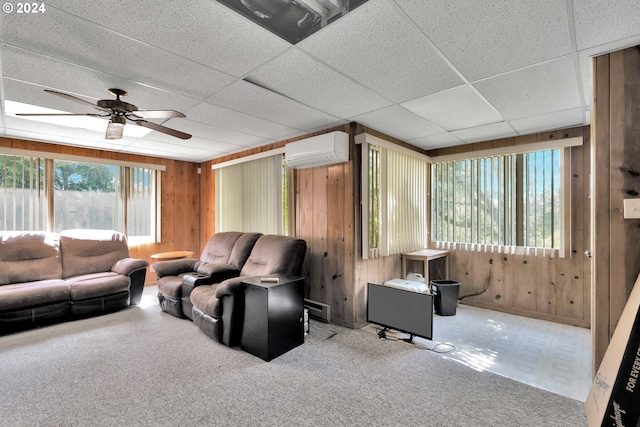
[241,275,305,361]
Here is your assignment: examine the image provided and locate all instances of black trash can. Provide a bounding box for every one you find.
[431,280,460,316]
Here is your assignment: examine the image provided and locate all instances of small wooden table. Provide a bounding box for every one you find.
[401,249,450,284]
[150,251,194,261]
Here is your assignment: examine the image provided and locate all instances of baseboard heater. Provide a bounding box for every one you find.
[304,299,331,323]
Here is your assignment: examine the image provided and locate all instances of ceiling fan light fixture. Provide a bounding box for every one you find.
[105,115,126,139]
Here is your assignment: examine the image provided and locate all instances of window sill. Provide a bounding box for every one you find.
[433,242,560,258]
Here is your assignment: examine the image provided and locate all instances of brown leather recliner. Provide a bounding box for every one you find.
[154,232,262,319]
[190,234,307,347]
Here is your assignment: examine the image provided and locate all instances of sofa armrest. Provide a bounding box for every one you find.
[152,259,197,278]
[112,258,149,276]
[215,276,251,298]
[196,263,241,283]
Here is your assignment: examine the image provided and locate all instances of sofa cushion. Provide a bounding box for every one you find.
[66,272,130,300]
[190,284,222,318]
[227,232,262,270]
[0,280,69,311]
[157,274,186,299]
[199,232,243,264]
[0,232,62,285]
[60,230,130,279]
[240,235,307,277]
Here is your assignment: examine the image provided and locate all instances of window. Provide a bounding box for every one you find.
[432,149,561,250]
[53,160,121,231]
[362,139,429,258]
[215,153,288,235]
[0,153,161,244]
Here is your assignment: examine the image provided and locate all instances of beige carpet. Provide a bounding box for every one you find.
[0,286,587,426]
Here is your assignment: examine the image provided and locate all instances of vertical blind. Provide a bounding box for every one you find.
[432,149,560,250]
[1,154,160,243]
[0,154,46,231]
[215,154,283,235]
[366,144,429,258]
[124,166,157,241]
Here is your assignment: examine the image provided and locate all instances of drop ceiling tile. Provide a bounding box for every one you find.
[2,78,90,114]
[208,80,339,131]
[407,133,464,150]
[351,105,443,141]
[184,102,300,140]
[1,48,201,114]
[509,108,584,135]
[162,118,270,147]
[298,0,463,102]
[401,85,503,132]
[140,131,250,154]
[43,0,290,77]
[395,0,572,81]
[127,137,225,157]
[246,48,392,118]
[0,9,236,99]
[451,122,516,144]
[122,143,216,163]
[474,56,581,120]
[306,121,349,134]
[3,116,133,150]
[577,53,592,109]
[573,0,640,51]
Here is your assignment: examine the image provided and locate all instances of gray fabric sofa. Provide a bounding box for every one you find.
[154,232,306,347]
[0,229,149,332]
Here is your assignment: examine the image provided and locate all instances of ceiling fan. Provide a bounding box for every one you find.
[16,88,192,140]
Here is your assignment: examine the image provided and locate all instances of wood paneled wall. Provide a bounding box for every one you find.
[591,46,640,371]
[0,137,201,284]
[0,121,596,333]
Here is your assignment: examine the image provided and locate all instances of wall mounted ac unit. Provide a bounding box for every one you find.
[285,131,349,169]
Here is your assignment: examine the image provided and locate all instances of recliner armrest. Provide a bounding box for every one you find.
[196,263,241,283]
[112,257,149,276]
[215,276,251,298]
[152,259,198,278]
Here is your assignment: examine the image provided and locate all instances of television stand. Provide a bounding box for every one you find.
[377,327,417,344]
[402,334,416,344]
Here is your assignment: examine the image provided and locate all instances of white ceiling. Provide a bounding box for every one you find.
[0,0,638,163]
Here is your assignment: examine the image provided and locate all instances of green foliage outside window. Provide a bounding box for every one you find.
[53,161,116,192]
[369,146,380,250]
[432,150,560,249]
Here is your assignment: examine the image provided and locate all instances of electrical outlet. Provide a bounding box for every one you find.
[623,199,640,219]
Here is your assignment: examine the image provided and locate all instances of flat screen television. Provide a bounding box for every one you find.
[367,282,433,341]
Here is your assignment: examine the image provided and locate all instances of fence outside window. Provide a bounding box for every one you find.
[0,154,160,244]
